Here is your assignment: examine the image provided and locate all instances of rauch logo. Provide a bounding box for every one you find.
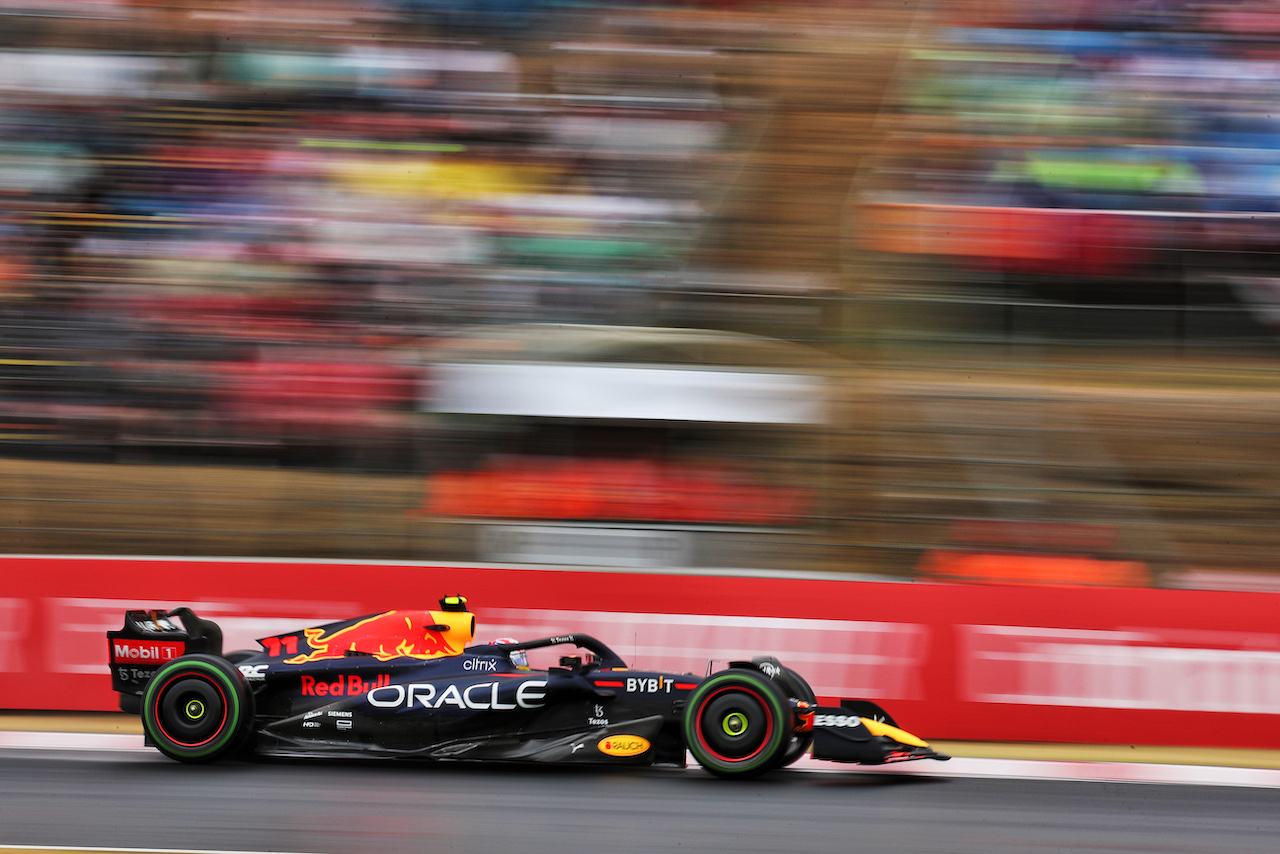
[598,735,650,757]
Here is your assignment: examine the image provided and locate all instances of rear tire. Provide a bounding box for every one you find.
[683,669,789,779]
[142,654,253,763]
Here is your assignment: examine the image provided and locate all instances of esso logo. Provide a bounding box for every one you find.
[814,714,863,729]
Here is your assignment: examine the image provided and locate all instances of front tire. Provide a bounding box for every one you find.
[683,669,790,779]
[142,654,253,763]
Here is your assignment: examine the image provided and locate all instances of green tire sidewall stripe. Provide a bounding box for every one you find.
[684,671,788,774]
[144,658,243,759]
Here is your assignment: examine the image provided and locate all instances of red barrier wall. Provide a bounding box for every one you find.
[3,555,1279,748]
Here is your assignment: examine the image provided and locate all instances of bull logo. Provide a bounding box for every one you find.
[284,610,470,664]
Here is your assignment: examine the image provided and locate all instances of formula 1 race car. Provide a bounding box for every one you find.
[107,597,949,778]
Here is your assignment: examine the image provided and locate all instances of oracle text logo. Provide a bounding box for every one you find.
[367,679,548,710]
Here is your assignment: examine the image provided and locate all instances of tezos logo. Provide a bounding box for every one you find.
[814,714,863,728]
[598,735,650,757]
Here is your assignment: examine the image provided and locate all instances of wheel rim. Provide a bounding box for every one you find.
[153,674,228,748]
[722,712,748,736]
[695,687,773,763]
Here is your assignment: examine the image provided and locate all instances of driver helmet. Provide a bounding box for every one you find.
[493,638,528,669]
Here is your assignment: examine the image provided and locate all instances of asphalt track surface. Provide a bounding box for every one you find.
[3,746,1280,854]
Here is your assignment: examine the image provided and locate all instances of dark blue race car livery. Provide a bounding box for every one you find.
[108,596,949,778]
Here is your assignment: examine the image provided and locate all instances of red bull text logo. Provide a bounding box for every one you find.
[300,673,391,697]
[283,610,468,664]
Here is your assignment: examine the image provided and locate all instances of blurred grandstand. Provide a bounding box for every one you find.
[0,0,772,467]
[0,0,1278,588]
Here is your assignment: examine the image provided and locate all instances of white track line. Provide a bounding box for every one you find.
[784,753,1280,789]
[0,732,145,751]
[3,731,1278,788]
[0,847,324,854]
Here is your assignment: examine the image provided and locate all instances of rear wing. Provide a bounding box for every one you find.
[107,608,223,713]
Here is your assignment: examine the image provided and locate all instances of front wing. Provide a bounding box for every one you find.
[810,702,950,765]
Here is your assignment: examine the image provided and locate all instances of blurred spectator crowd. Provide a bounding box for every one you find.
[858,0,1280,313]
[0,0,756,467]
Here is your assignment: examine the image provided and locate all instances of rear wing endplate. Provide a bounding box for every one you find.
[106,608,223,711]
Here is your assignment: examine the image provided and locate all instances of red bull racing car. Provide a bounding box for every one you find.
[107,596,949,778]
